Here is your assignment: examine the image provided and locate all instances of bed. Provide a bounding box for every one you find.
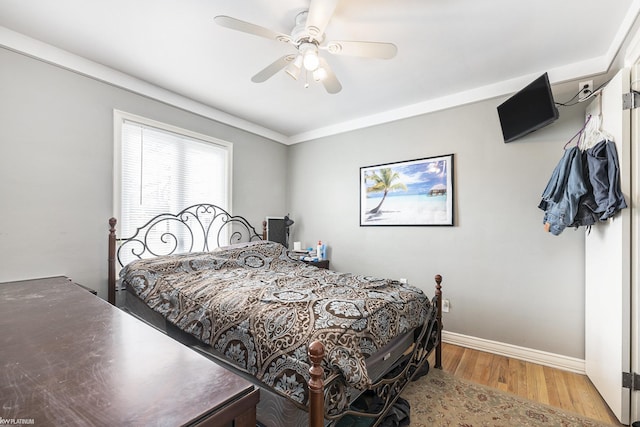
[107,203,442,427]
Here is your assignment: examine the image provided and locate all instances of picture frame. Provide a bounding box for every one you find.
[360,154,454,226]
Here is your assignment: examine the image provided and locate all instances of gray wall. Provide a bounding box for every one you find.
[287,98,588,359]
[0,47,287,297]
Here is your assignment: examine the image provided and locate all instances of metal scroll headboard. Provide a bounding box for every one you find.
[112,203,265,268]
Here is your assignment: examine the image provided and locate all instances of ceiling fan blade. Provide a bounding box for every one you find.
[323,41,397,59]
[214,16,291,43]
[318,57,342,94]
[251,55,294,83]
[305,0,338,40]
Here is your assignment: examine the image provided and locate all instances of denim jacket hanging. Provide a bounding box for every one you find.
[586,139,627,220]
[539,140,627,235]
[538,146,588,235]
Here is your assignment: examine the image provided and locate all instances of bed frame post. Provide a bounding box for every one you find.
[108,218,117,306]
[262,220,267,240]
[308,340,325,427]
[435,274,443,369]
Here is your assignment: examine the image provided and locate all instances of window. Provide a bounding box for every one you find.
[114,110,232,248]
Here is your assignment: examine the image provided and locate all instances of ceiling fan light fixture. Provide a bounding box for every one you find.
[313,67,327,82]
[302,52,320,71]
[303,50,319,71]
[300,42,320,71]
[285,55,303,80]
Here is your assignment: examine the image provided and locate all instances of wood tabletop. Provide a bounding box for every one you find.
[0,276,257,426]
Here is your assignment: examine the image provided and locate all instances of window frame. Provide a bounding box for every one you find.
[113,109,233,231]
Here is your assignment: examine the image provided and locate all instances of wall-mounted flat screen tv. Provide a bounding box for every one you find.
[497,72,559,143]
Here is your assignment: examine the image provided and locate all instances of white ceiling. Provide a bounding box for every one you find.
[0,1,638,144]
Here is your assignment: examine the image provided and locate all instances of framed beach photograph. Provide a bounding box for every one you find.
[360,154,454,226]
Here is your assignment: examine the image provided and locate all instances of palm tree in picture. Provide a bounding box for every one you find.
[365,168,408,214]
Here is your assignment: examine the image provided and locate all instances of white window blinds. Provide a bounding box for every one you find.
[115,111,232,244]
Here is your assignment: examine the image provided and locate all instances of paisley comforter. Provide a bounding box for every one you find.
[119,241,430,407]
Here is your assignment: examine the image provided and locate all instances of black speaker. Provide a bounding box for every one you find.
[266,217,288,247]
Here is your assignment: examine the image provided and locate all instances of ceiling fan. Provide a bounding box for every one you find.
[214,0,397,94]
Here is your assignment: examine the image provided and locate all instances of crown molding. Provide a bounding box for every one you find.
[0,25,288,144]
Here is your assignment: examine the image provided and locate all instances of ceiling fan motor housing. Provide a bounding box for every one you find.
[291,11,324,45]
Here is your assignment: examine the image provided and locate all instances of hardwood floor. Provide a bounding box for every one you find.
[429,343,623,426]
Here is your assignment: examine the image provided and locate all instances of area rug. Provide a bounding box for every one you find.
[401,368,613,426]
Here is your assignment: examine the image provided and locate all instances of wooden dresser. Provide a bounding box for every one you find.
[0,276,259,426]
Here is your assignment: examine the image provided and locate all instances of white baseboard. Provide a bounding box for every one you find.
[442,331,586,374]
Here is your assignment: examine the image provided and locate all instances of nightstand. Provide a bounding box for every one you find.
[304,259,330,269]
